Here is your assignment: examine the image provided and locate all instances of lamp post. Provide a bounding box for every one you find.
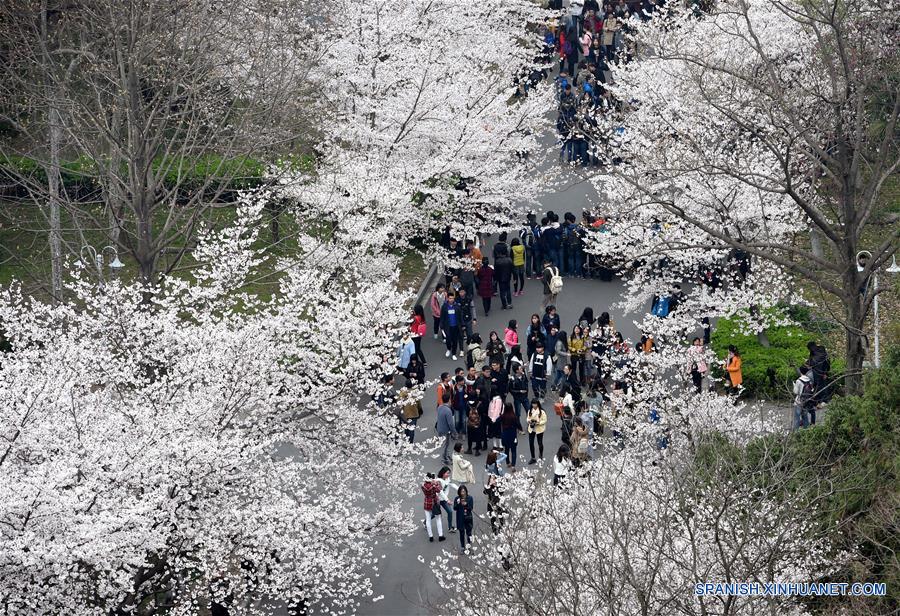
[80,245,125,285]
[857,251,900,368]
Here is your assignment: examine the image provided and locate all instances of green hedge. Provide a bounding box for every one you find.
[710,312,844,399]
[0,153,315,197]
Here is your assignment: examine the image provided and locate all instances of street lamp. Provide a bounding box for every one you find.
[857,251,899,368]
[79,245,125,284]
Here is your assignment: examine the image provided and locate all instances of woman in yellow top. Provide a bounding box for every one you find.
[510,238,526,297]
[725,345,743,395]
[568,324,587,384]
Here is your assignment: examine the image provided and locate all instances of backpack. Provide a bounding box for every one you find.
[549,267,564,294]
[488,396,503,422]
[564,224,583,247]
[798,378,815,407]
[520,226,535,248]
[651,295,670,318]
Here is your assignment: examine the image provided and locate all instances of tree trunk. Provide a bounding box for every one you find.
[47,96,63,303]
[844,290,867,397]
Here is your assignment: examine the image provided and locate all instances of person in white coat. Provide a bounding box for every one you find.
[437,466,459,533]
[451,442,476,484]
[552,445,572,486]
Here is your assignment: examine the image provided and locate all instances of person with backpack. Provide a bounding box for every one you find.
[465,400,484,456]
[494,244,514,310]
[542,258,564,309]
[510,238,527,297]
[792,365,815,430]
[542,215,563,272]
[519,213,538,278]
[476,257,495,316]
[562,212,585,277]
[529,342,553,400]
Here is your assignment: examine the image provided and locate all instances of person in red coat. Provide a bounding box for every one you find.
[477,257,495,316]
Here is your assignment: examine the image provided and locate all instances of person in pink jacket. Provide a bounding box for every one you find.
[430,283,446,340]
[504,319,519,353]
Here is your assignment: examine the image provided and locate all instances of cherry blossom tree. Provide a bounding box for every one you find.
[281,0,553,257]
[434,436,843,616]
[0,197,425,615]
[586,0,899,394]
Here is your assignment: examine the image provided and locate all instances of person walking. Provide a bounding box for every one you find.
[453,485,475,552]
[494,244,514,310]
[430,283,447,340]
[500,402,523,470]
[477,257,495,316]
[552,445,571,486]
[397,331,416,373]
[456,287,477,343]
[529,342,553,400]
[510,238,526,296]
[437,392,455,464]
[526,399,547,464]
[541,258,563,309]
[421,473,446,542]
[451,442,476,483]
[439,293,463,361]
[437,466,458,533]
[410,304,428,366]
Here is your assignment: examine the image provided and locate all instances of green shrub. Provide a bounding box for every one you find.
[710,313,844,398]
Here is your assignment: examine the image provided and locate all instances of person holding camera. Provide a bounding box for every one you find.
[526,399,548,464]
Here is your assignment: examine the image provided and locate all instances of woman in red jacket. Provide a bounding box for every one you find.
[477,257,495,317]
[411,304,428,366]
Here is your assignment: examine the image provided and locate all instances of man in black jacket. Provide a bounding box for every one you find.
[509,363,530,418]
[456,287,477,342]
[494,244,514,310]
[489,359,509,401]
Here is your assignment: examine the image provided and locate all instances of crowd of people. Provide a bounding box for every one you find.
[384,205,837,551]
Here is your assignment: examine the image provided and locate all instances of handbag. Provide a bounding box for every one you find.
[554,401,565,416]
